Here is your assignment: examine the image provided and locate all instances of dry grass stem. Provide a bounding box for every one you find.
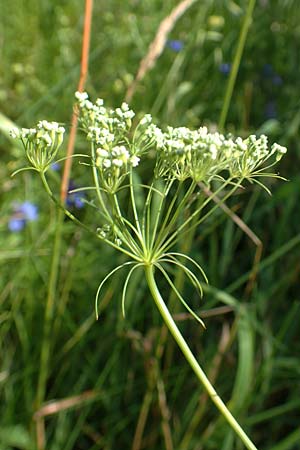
[131,389,154,450]
[125,0,197,102]
[60,0,93,202]
[33,390,98,419]
[157,376,174,450]
[174,305,234,321]
[36,419,46,450]
[199,182,263,294]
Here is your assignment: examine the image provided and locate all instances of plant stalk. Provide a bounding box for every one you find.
[36,207,64,410]
[218,0,256,131]
[144,265,258,450]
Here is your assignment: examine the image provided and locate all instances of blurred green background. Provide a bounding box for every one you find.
[0,1,300,449]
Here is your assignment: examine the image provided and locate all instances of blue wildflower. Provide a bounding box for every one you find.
[8,218,26,232]
[50,162,61,171]
[66,181,85,209]
[262,64,273,77]
[219,63,231,75]
[265,100,277,119]
[167,40,184,52]
[272,74,283,86]
[19,202,39,221]
[8,202,38,232]
[262,64,283,86]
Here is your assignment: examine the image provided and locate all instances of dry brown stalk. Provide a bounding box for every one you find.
[199,182,263,295]
[33,390,98,419]
[125,0,197,103]
[36,419,45,450]
[157,376,174,450]
[174,305,234,321]
[35,5,94,450]
[34,390,98,448]
[60,0,93,202]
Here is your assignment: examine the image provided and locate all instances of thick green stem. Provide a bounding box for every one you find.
[144,265,258,450]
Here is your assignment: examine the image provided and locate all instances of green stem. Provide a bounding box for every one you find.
[157,178,235,256]
[149,178,175,252]
[129,169,143,240]
[218,0,256,131]
[40,172,138,260]
[112,193,144,256]
[36,207,64,409]
[90,142,112,221]
[144,265,258,450]
[153,180,196,254]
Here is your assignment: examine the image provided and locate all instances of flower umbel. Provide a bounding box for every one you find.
[11,121,65,172]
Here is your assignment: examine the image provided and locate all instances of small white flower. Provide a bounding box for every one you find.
[209,144,218,160]
[115,108,123,117]
[112,159,123,167]
[97,148,109,158]
[124,110,135,119]
[131,155,140,167]
[85,100,94,110]
[140,114,152,126]
[103,159,112,168]
[112,146,129,162]
[42,133,52,146]
[96,98,104,106]
[10,128,20,139]
[198,126,208,138]
[272,143,287,155]
[236,137,247,152]
[75,91,89,102]
[21,128,36,137]
[121,102,129,111]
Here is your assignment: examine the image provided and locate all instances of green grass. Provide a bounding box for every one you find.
[1,1,300,449]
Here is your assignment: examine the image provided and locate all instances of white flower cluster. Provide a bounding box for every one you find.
[76,91,287,187]
[146,125,287,182]
[96,145,140,169]
[12,92,287,187]
[10,121,65,172]
[76,92,143,192]
[224,134,287,178]
[75,91,135,138]
[271,143,288,160]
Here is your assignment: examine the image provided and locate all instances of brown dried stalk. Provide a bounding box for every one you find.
[199,182,263,295]
[34,390,98,450]
[157,376,174,450]
[34,390,98,419]
[60,0,93,202]
[125,0,197,103]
